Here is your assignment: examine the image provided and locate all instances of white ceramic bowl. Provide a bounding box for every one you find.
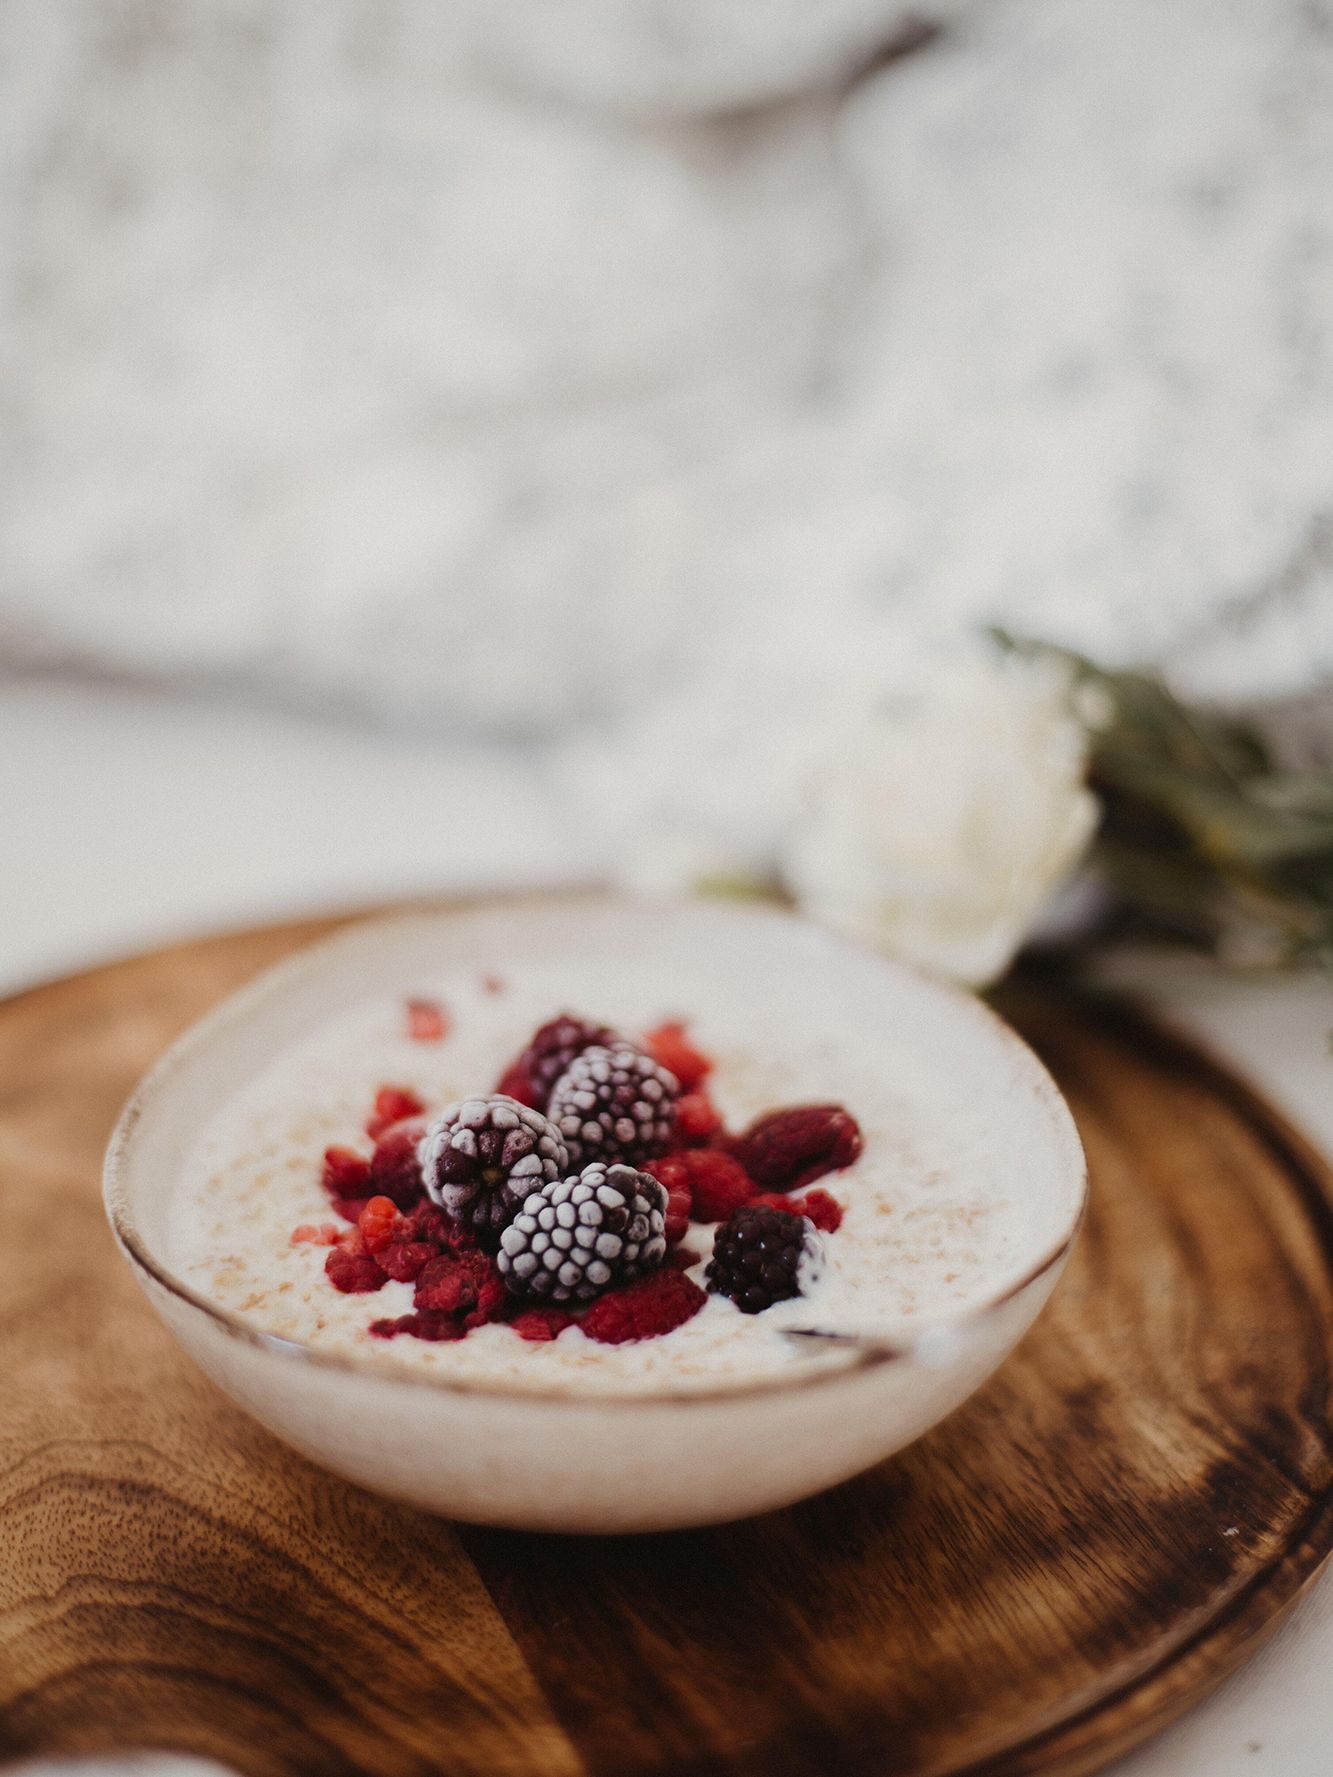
[104,897,1086,1533]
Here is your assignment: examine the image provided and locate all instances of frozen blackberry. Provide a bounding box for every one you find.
[497,1162,668,1303]
[706,1203,819,1315]
[548,1043,677,1168]
[418,1095,567,1248]
[515,1014,621,1110]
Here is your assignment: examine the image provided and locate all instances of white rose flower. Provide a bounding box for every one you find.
[785,658,1100,987]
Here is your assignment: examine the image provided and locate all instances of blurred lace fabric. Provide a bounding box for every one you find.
[2,0,1331,766]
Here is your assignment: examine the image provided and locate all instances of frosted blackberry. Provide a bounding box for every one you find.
[517,1014,621,1110]
[548,1043,678,1168]
[418,1095,567,1248]
[706,1203,819,1314]
[497,1162,668,1303]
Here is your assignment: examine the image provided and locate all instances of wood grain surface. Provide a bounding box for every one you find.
[2,912,1333,1777]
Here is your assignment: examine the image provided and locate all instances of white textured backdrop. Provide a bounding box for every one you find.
[3,0,1331,748]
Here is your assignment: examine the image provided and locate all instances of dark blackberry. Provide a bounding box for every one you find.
[497,1162,668,1303]
[418,1095,567,1248]
[706,1203,818,1315]
[548,1043,678,1168]
[514,1014,621,1110]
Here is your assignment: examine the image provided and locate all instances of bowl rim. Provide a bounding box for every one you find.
[103,893,1088,1408]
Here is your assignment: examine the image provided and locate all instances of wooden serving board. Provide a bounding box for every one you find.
[3,912,1333,1777]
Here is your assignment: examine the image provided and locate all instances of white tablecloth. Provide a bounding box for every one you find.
[4,679,1330,1776]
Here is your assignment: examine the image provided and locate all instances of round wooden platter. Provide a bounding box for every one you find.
[3,912,1333,1777]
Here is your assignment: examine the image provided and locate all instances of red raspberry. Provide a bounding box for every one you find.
[406,997,449,1042]
[365,1085,425,1141]
[674,1090,723,1145]
[464,1276,507,1329]
[753,1187,844,1233]
[646,1148,754,1223]
[369,1311,466,1342]
[728,1105,862,1192]
[322,1145,370,1199]
[368,1117,427,1210]
[510,1307,579,1342]
[644,1155,694,1243]
[324,1248,385,1293]
[581,1270,707,1345]
[398,1201,464,1251]
[667,1244,703,1271]
[643,1021,712,1091]
[357,1195,401,1253]
[663,1181,693,1244]
[494,1062,540,1108]
[413,1250,505,1329]
[375,1241,436,1284]
[330,1196,371,1224]
[290,1222,341,1246]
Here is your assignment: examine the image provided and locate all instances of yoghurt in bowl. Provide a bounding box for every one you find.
[105,896,1085,1531]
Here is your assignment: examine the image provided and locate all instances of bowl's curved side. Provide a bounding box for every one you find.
[139,1245,1069,1532]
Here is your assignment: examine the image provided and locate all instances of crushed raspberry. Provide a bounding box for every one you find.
[290,1222,341,1246]
[357,1195,401,1253]
[480,973,506,995]
[645,1155,694,1242]
[649,1148,755,1223]
[494,1061,541,1108]
[369,1117,427,1210]
[643,1021,712,1092]
[336,1225,367,1255]
[406,998,449,1042]
[414,1250,505,1329]
[330,1196,371,1224]
[365,1085,425,1141]
[324,1248,385,1293]
[674,1090,723,1145]
[510,1307,579,1343]
[397,1201,463,1249]
[728,1105,862,1192]
[375,1241,436,1284]
[753,1187,844,1233]
[370,1311,466,1342]
[413,1254,474,1313]
[664,1179,693,1244]
[322,1145,370,1199]
[685,1152,755,1222]
[581,1269,707,1345]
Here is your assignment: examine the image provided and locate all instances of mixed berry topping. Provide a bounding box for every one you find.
[511,1305,580,1343]
[754,1186,845,1234]
[643,1020,713,1092]
[418,1095,567,1248]
[406,997,449,1042]
[647,1149,755,1225]
[674,1090,723,1145]
[505,1014,620,1111]
[368,1117,428,1209]
[294,1010,862,1348]
[365,1085,424,1141]
[547,1043,678,1168]
[581,1268,708,1345]
[497,1162,668,1303]
[706,1203,819,1315]
[727,1104,863,1193]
